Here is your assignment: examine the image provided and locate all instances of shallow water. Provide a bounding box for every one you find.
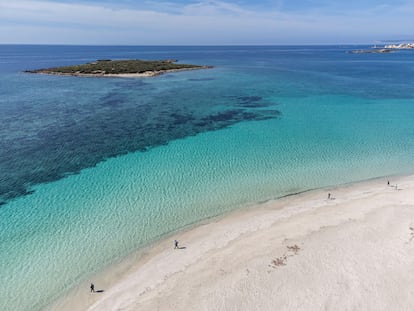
[1,45,414,311]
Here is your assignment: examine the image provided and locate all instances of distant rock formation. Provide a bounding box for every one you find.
[348,49,393,54]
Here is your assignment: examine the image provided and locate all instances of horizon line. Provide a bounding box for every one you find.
[0,43,384,47]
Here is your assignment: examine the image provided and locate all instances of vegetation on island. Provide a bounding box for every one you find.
[25,59,212,76]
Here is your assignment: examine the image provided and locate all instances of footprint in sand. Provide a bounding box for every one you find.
[268,244,302,270]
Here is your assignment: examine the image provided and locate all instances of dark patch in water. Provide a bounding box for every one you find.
[170,112,195,125]
[194,121,208,127]
[238,96,262,102]
[114,79,148,88]
[100,93,127,107]
[188,78,215,81]
[241,112,260,120]
[238,102,270,108]
[0,88,282,204]
[235,95,272,108]
[202,110,241,122]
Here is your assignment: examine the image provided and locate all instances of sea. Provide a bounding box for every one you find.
[1,45,414,311]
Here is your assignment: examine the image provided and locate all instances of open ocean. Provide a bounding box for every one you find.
[1,45,414,311]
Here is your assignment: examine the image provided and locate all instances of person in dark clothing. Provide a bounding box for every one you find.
[174,240,179,249]
[90,283,95,293]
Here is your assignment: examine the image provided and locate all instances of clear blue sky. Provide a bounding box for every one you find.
[0,0,413,45]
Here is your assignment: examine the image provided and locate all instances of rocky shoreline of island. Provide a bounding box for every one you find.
[25,59,213,78]
[349,48,393,54]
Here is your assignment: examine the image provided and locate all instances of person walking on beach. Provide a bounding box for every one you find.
[174,240,179,249]
[328,193,331,200]
[90,283,95,293]
[387,180,390,186]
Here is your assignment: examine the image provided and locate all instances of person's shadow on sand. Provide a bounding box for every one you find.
[174,240,186,250]
[96,290,105,293]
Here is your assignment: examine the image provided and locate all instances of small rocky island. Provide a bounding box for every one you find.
[25,59,212,77]
[349,43,414,54]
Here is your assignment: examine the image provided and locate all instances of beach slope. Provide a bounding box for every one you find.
[53,175,414,311]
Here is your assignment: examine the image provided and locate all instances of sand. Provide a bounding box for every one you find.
[48,175,414,311]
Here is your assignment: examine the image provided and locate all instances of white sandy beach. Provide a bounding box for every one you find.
[50,175,414,311]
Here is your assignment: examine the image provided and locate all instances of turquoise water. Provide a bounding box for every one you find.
[1,46,414,311]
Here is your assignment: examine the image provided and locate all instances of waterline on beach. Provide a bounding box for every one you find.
[52,174,414,311]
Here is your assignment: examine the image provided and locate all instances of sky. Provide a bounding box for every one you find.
[0,0,413,45]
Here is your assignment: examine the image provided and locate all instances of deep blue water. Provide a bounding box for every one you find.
[1,45,414,311]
